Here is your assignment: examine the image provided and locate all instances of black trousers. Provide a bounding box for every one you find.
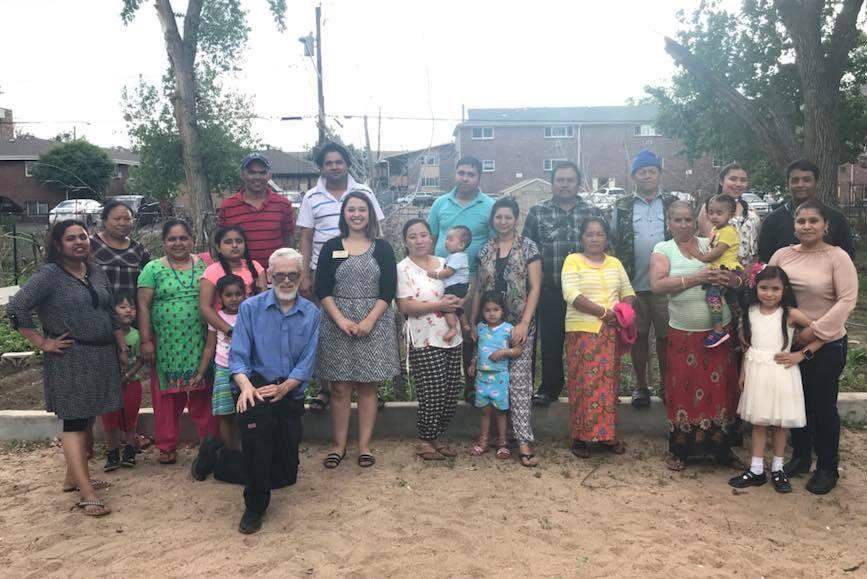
[236,395,304,515]
[791,337,847,472]
[535,285,566,399]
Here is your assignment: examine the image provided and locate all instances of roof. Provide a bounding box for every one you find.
[0,137,140,164]
[253,149,319,176]
[498,178,551,196]
[459,104,658,127]
[378,143,455,162]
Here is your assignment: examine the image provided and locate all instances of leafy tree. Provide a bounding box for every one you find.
[122,71,258,201]
[120,0,286,243]
[647,0,867,201]
[31,140,115,200]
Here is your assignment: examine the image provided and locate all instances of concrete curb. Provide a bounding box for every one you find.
[3,393,867,443]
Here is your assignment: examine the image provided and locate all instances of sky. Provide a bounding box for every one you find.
[0,0,707,154]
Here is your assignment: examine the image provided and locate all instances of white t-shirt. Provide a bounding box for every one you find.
[297,175,385,270]
[443,251,469,287]
[207,310,237,367]
[396,256,463,349]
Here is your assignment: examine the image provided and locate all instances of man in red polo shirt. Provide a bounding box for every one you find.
[218,153,295,263]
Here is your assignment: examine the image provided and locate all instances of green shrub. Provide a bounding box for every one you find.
[0,306,35,353]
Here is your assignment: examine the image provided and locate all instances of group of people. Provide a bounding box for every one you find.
[7,142,859,534]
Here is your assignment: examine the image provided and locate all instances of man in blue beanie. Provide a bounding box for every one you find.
[611,149,676,408]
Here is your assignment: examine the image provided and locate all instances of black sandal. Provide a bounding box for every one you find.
[323,451,346,469]
[358,453,376,468]
[308,391,330,412]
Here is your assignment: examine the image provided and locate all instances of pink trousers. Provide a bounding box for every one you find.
[150,368,217,452]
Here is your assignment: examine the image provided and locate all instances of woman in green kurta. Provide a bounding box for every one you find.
[138,219,216,464]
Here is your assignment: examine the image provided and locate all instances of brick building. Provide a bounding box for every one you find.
[454,104,719,197]
[254,148,320,193]
[376,143,456,194]
[0,137,139,218]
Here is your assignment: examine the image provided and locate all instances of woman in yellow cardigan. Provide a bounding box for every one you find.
[562,218,635,458]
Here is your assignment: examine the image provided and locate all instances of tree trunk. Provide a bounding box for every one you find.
[154,0,213,247]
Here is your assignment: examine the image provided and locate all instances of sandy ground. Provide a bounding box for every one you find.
[1,432,867,579]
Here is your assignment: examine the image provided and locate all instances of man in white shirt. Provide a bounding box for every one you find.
[297,142,385,410]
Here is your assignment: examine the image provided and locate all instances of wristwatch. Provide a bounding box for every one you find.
[802,348,814,361]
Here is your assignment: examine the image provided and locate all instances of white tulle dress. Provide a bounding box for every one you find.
[736,306,807,428]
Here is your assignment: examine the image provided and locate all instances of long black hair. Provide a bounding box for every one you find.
[708,162,749,217]
[213,225,260,295]
[478,290,508,323]
[46,219,88,264]
[740,266,797,349]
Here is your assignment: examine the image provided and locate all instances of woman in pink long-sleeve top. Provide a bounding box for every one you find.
[769,200,858,495]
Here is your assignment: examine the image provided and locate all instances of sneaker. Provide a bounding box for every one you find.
[728,468,767,489]
[191,435,222,481]
[103,448,121,472]
[771,470,792,493]
[631,387,651,408]
[704,330,730,349]
[120,444,136,468]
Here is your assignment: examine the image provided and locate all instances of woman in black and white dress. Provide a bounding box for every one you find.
[315,191,399,469]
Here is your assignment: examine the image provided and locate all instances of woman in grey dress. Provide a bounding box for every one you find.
[7,220,124,517]
[315,191,399,469]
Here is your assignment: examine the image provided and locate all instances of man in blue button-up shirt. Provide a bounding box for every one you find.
[228,247,320,534]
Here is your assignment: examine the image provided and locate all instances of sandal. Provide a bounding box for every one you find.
[308,391,330,412]
[358,453,376,468]
[470,436,489,457]
[323,451,346,469]
[571,441,591,459]
[136,434,154,452]
[602,440,627,455]
[519,453,539,467]
[76,499,111,517]
[665,455,687,471]
[496,446,512,460]
[62,479,111,493]
[416,444,445,461]
[434,444,457,458]
[158,450,177,465]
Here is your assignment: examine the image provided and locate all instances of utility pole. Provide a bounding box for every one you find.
[315,5,326,147]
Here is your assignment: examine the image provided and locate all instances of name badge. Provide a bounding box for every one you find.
[332,250,349,259]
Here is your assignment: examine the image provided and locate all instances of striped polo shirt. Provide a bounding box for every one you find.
[217,189,295,264]
[297,176,384,270]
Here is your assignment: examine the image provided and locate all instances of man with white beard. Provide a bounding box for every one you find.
[228,247,320,533]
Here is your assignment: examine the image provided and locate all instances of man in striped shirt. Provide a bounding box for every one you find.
[297,142,384,296]
[218,153,295,264]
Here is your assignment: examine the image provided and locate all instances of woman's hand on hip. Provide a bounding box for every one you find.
[40,333,73,355]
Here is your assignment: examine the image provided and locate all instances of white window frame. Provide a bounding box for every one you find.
[634,124,661,137]
[113,164,123,179]
[543,158,569,171]
[471,127,494,140]
[24,161,36,177]
[25,200,49,215]
[419,154,439,166]
[420,176,439,188]
[544,125,574,139]
[481,160,496,173]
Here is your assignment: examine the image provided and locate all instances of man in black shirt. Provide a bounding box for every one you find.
[757,159,855,263]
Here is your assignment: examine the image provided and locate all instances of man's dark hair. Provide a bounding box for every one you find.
[447,225,472,249]
[455,156,482,175]
[786,159,820,181]
[315,142,352,169]
[551,161,581,184]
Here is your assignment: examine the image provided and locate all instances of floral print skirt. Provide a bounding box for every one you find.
[665,326,739,462]
[566,328,620,443]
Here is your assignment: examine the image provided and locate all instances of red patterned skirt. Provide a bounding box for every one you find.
[566,328,621,443]
[665,326,739,461]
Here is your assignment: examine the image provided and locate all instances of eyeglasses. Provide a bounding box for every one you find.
[271,271,301,283]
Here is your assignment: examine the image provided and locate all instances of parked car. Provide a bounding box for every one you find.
[741,192,770,217]
[597,187,626,197]
[48,199,102,226]
[0,196,23,215]
[412,193,437,207]
[107,194,163,226]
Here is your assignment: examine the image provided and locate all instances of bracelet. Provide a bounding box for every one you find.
[680,276,686,289]
[599,307,608,319]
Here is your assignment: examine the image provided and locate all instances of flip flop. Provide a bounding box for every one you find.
[434,445,457,458]
[358,453,376,468]
[76,499,111,517]
[416,445,445,461]
[63,479,111,493]
[665,455,687,471]
[323,451,346,469]
[495,446,511,460]
[519,453,539,468]
[571,441,591,459]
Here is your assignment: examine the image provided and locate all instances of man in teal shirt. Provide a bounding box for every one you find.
[428,157,494,274]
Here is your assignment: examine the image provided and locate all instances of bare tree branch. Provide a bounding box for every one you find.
[827,0,866,80]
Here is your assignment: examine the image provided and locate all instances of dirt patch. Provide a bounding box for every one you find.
[1,431,867,578]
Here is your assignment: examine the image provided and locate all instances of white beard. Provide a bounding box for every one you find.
[276,288,297,301]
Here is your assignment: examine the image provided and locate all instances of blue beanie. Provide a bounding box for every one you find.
[631,149,661,175]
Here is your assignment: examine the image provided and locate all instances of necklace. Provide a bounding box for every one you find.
[167,256,196,288]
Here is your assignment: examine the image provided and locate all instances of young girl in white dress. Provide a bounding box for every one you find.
[728,265,824,493]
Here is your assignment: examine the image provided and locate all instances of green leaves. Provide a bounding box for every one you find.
[31,140,116,200]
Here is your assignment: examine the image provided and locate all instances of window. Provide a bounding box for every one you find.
[419,155,439,166]
[543,158,569,171]
[24,161,36,177]
[471,127,494,140]
[25,201,49,215]
[114,164,124,179]
[481,160,495,172]
[634,124,660,137]
[420,177,439,188]
[544,125,574,138]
